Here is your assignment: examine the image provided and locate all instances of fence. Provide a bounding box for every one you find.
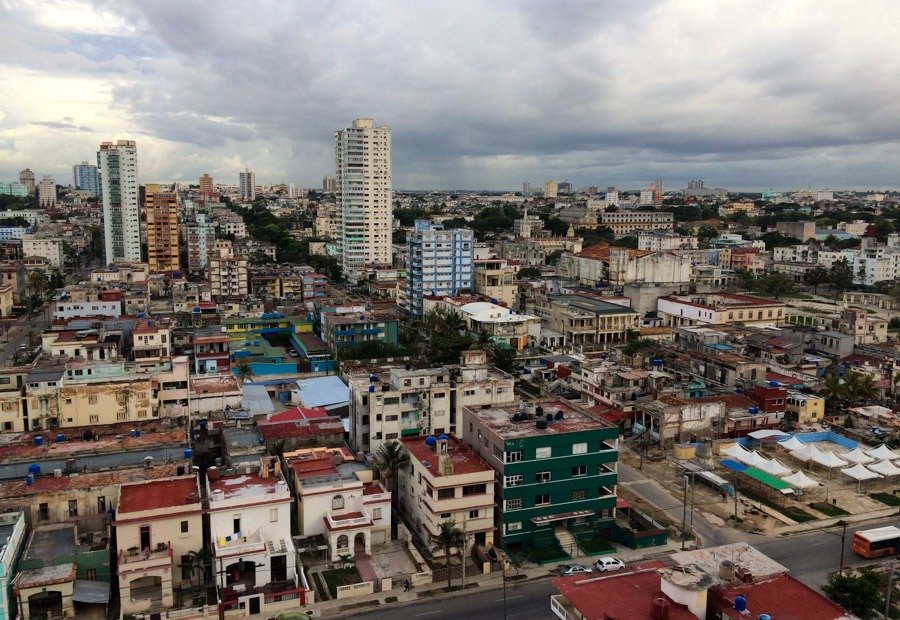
[336,580,374,599]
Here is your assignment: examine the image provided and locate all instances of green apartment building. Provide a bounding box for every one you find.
[462,400,618,554]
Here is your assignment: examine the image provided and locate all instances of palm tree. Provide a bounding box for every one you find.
[373,441,409,508]
[846,371,879,404]
[236,361,254,384]
[432,521,465,589]
[818,375,846,416]
[186,548,212,589]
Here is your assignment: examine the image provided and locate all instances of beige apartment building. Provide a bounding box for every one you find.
[208,247,249,297]
[145,185,180,273]
[400,434,496,554]
[473,258,517,307]
[114,476,204,617]
[598,211,674,235]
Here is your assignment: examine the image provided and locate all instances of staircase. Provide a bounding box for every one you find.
[555,525,580,558]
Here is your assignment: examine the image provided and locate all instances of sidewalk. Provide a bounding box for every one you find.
[310,540,685,617]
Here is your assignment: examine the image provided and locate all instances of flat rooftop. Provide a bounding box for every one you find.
[550,295,638,315]
[25,524,104,561]
[117,476,200,514]
[209,472,283,501]
[670,543,787,585]
[468,400,612,438]
[401,435,493,478]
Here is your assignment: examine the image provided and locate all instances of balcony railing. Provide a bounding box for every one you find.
[325,510,372,529]
[118,542,173,570]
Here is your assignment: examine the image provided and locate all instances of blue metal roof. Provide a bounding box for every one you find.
[719,459,748,473]
[295,375,349,408]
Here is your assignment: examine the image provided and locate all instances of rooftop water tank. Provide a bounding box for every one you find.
[734,594,746,612]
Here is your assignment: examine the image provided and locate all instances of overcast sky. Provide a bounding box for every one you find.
[2,0,899,192]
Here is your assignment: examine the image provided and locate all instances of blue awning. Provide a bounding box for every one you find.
[719,459,748,473]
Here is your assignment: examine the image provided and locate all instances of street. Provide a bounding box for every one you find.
[1,306,51,365]
[342,578,557,620]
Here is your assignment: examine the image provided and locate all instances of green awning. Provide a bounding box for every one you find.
[743,467,794,493]
[401,428,421,436]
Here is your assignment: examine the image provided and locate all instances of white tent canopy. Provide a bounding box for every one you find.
[840,447,875,465]
[868,459,900,477]
[789,444,826,463]
[756,458,792,477]
[814,451,849,469]
[842,463,883,481]
[748,430,790,440]
[739,450,767,467]
[866,444,900,461]
[779,436,806,451]
[721,443,750,461]
[782,470,818,488]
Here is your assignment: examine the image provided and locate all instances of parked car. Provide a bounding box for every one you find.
[560,563,593,576]
[18,344,27,351]
[288,349,299,357]
[594,556,625,572]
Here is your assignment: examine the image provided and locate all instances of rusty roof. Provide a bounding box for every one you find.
[117,476,201,514]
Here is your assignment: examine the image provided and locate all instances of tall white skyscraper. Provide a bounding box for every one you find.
[335,118,392,277]
[98,140,141,263]
[239,167,255,201]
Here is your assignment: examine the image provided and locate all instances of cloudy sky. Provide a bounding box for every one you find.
[2,0,899,192]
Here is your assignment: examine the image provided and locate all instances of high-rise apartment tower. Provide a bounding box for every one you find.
[73,161,100,196]
[239,168,255,201]
[98,140,141,263]
[145,183,180,273]
[334,118,392,277]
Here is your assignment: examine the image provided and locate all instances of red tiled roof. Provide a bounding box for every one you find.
[576,243,653,260]
[266,407,328,423]
[716,574,848,619]
[117,476,200,514]
[400,434,493,478]
[552,562,696,620]
[290,455,337,479]
[258,417,344,441]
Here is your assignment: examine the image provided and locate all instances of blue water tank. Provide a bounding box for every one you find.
[258,436,265,445]
[28,463,41,475]
[734,595,747,612]
[749,407,759,414]
[736,388,743,394]
[768,380,779,387]
[57,434,64,443]
[34,436,43,446]
[370,375,378,383]
[25,475,33,487]
[854,360,860,366]
[135,429,141,437]
[368,385,375,393]
[199,420,208,430]
[438,434,449,441]
[425,436,437,447]
[759,615,771,620]
[130,429,136,437]
[184,449,193,459]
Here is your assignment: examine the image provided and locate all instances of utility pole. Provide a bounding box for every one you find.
[839,521,846,575]
[734,472,739,527]
[689,473,695,539]
[461,520,467,590]
[886,560,897,620]
[681,474,688,550]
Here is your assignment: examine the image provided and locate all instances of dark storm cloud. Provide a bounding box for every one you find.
[4,0,900,189]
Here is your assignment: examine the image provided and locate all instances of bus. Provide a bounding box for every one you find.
[852,526,900,558]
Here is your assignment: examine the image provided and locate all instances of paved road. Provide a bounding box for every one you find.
[342,578,557,620]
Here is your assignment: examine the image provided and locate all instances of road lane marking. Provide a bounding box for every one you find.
[495,595,523,601]
[414,612,443,617]
[811,541,829,547]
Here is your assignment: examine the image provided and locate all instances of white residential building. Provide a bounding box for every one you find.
[21,233,65,269]
[37,177,56,208]
[637,232,697,252]
[335,118,392,277]
[207,464,297,599]
[98,140,141,263]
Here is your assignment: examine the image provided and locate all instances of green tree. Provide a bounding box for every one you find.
[185,548,212,589]
[488,345,517,374]
[756,272,796,300]
[432,521,465,589]
[516,266,541,279]
[373,441,409,507]
[829,258,854,293]
[759,232,801,251]
[845,371,879,404]
[803,265,830,294]
[818,375,846,416]
[247,250,274,266]
[235,361,254,384]
[822,570,884,620]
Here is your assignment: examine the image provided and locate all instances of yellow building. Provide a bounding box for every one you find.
[473,258,517,307]
[786,392,825,424]
[145,185,180,273]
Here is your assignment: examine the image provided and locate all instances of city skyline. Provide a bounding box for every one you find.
[2,1,900,191]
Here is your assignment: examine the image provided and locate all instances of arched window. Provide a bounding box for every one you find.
[337,534,349,549]
[332,495,344,510]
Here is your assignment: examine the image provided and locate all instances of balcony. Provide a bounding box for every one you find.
[325,510,373,530]
[118,542,173,573]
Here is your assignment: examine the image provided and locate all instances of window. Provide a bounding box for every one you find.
[39,503,49,521]
[332,495,345,510]
[89,414,99,423]
[505,450,523,463]
[462,484,486,496]
[535,471,551,483]
[181,520,189,533]
[535,493,551,506]
[270,508,278,522]
[469,509,479,519]
[337,534,349,549]
[441,512,452,519]
[571,489,587,500]
[535,447,552,459]
[493,446,503,460]
[68,500,78,517]
[572,442,588,455]
[572,465,588,477]
[372,507,382,520]
[97,497,106,513]
[507,522,522,532]
[504,474,523,487]
[86,568,97,581]
[437,488,455,500]
[504,498,522,510]
[116,412,126,421]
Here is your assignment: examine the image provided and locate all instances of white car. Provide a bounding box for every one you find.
[560,563,593,576]
[594,556,625,572]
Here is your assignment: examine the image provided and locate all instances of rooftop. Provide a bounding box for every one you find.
[14,563,77,588]
[468,400,613,439]
[717,573,851,620]
[669,543,787,585]
[575,244,654,260]
[294,375,349,409]
[209,471,287,502]
[550,294,638,315]
[552,561,696,620]
[401,434,493,479]
[117,476,201,514]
